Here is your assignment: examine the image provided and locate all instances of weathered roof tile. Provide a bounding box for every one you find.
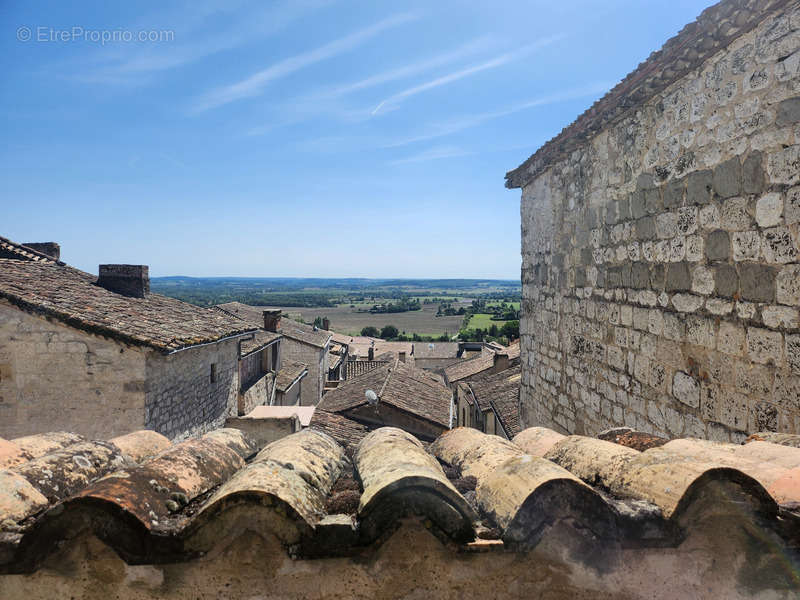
[355,428,475,543]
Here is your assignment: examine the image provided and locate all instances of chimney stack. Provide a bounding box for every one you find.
[493,351,510,374]
[24,242,60,261]
[398,351,406,363]
[322,317,330,331]
[263,310,282,333]
[97,265,149,298]
[368,346,374,361]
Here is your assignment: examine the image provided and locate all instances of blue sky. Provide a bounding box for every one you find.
[2,0,715,278]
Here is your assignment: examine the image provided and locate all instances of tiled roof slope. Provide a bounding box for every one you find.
[0,259,255,352]
[0,236,59,264]
[1,425,798,584]
[318,360,452,427]
[275,361,308,392]
[308,409,371,451]
[413,342,460,359]
[444,350,495,383]
[505,0,794,189]
[239,329,281,356]
[216,302,331,348]
[467,364,522,437]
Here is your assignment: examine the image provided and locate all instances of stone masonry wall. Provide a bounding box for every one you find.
[0,301,147,439]
[144,338,240,441]
[519,7,800,442]
[279,338,325,406]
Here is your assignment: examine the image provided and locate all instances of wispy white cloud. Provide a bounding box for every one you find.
[388,145,471,165]
[243,37,493,135]
[382,81,613,147]
[192,12,418,113]
[371,34,564,115]
[321,36,494,99]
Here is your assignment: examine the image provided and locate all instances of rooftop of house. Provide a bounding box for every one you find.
[274,361,308,392]
[505,0,787,189]
[0,236,61,264]
[444,349,496,383]
[318,359,452,428]
[466,364,522,438]
[239,330,281,357]
[1,424,798,576]
[0,239,256,353]
[216,302,332,349]
[308,408,371,451]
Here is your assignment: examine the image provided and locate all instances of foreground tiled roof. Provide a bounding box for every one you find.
[274,361,308,392]
[467,365,522,437]
[318,360,453,428]
[216,302,332,348]
[505,0,792,188]
[0,259,256,352]
[1,424,799,578]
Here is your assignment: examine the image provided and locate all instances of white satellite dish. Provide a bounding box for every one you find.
[365,389,379,406]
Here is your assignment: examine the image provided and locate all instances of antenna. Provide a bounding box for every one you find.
[365,389,379,408]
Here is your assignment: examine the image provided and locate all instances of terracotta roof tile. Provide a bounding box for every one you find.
[0,259,256,352]
[1,422,797,573]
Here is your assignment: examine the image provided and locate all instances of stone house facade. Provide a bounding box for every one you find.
[506,1,800,442]
[216,304,332,406]
[0,237,255,440]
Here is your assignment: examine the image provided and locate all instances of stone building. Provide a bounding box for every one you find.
[454,364,522,438]
[507,0,800,442]
[1,424,799,598]
[0,236,256,440]
[217,303,333,406]
[235,330,281,415]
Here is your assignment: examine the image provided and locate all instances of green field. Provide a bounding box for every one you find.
[464,313,511,330]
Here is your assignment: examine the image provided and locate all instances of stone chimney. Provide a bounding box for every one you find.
[263,310,282,333]
[493,351,510,374]
[368,346,375,361]
[24,242,60,261]
[322,317,330,331]
[97,265,149,298]
[398,351,406,363]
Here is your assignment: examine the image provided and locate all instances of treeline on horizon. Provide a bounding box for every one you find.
[150,277,521,308]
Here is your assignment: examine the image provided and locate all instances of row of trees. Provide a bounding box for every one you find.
[360,325,450,342]
[459,320,519,342]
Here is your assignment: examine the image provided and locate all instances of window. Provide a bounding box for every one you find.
[210,363,217,383]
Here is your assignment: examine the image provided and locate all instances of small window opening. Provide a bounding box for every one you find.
[210,363,217,383]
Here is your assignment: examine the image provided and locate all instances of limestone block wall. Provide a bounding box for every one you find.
[279,338,325,406]
[144,339,240,441]
[519,7,800,442]
[0,301,147,439]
